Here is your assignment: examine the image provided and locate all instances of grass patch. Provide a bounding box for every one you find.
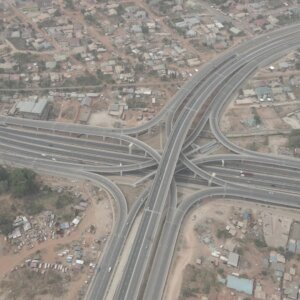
[0,269,69,299]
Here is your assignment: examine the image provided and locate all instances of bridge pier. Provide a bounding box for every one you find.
[128,143,133,155]
[208,172,215,187]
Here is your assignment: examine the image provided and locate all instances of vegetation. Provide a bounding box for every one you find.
[288,129,300,148]
[0,269,68,299]
[76,74,101,86]
[126,98,147,109]
[285,251,295,261]
[0,213,15,236]
[84,14,96,23]
[55,193,74,209]
[0,166,76,235]
[64,0,74,9]
[216,228,231,239]
[9,168,37,197]
[251,107,261,125]
[12,53,37,64]
[141,25,149,34]
[181,264,218,298]
[254,238,267,248]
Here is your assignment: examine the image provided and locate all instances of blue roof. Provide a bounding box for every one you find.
[288,240,296,253]
[296,240,300,253]
[243,211,250,220]
[226,275,254,295]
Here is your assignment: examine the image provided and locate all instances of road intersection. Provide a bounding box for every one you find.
[0,25,299,300]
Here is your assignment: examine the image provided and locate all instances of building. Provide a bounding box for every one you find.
[227,252,239,267]
[255,86,273,101]
[226,275,254,295]
[78,107,91,124]
[10,98,50,120]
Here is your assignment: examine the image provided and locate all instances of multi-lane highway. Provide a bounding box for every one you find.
[0,24,299,300]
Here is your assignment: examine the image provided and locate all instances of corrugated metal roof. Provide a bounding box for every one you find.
[228,252,239,267]
[32,99,48,114]
[16,99,48,115]
[16,101,35,113]
[226,275,253,295]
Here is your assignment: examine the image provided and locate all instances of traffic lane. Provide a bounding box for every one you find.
[0,126,146,156]
[116,30,300,299]
[203,165,300,186]
[0,149,157,174]
[0,137,144,166]
[0,129,149,163]
[0,116,162,162]
[86,189,149,300]
[144,186,300,300]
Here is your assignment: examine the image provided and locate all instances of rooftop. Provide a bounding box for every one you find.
[226,275,254,295]
[227,252,239,267]
[16,98,48,115]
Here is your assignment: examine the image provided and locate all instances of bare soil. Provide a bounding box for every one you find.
[165,199,300,300]
[0,175,113,300]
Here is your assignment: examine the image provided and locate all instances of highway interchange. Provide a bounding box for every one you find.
[0,24,300,299]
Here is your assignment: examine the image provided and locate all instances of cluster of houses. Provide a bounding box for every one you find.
[197,208,300,299]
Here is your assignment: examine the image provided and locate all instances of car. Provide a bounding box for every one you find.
[52,158,56,161]
[41,153,46,157]
[108,267,112,273]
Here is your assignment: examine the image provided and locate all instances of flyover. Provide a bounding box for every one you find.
[0,24,299,300]
[113,26,300,300]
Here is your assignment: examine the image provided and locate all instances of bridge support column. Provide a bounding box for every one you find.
[208,172,216,187]
[128,143,133,155]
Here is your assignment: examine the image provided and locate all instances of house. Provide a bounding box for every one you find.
[78,107,91,124]
[255,86,273,101]
[227,252,239,267]
[45,61,57,69]
[229,27,242,35]
[37,0,53,10]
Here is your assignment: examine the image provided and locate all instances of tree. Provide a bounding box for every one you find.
[9,168,37,197]
[142,25,149,34]
[0,214,14,236]
[0,166,8,181]
[64,0,74,9]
